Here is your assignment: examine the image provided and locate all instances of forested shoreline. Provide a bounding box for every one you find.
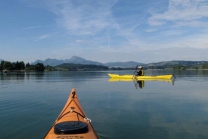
[0,61,45,71]
[1,60,208,72]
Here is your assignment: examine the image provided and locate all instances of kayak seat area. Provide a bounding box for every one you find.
[54,121,88,134]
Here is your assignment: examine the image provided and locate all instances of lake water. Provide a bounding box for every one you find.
[0,70,208,139]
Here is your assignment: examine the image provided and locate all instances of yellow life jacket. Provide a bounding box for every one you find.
[141,70,144,76]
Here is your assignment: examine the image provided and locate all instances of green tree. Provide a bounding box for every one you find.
[12,62,16,70]
[173,65,185,70]
[3,61,13,70]
[35,63,45,71]
[45,65,55,71]
[16,61,20,70]
[1,61,4,70]
[203,64,208,69]
[19,61,25,70]
[25,62,33,71]
[26,63,30,68]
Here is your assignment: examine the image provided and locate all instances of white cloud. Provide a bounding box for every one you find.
[35,34,50,41]
[160,30,185,36]
[173,20,208,27]
[145,28,157,33]
[182,34,208,49]
[47,0,119,35]
[148,0,208,27]
[75,39,84,43]
[22,25,53,30]
[16,0,208,63]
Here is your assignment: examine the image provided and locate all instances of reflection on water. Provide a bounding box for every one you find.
[0,70,208,139]
[108,78,174,89]
[135,80,144,89]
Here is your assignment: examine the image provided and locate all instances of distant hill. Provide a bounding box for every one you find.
[31,56,208,69]
[31,56,142,67]
[65,56,103,65]
[32,56,102,66]
[145,60,208,69]
[33,59,63,66]
[104,61,144,68]
[56,63,108,70]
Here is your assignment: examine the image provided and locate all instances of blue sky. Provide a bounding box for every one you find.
[0,0,208,64]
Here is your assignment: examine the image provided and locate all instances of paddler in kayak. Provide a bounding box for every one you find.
[134,66,144,76]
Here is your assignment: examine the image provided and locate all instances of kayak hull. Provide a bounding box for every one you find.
[108,74,173,79]
[108,78,173,83]
[44,88,99,139]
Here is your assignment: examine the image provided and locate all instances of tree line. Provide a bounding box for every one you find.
[144,64,208,70]
[172,64,208,70]
[0,61,45,71]
[1,60,208,72]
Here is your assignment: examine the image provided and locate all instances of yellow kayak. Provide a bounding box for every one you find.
[44,88,99,139]
[108,74,173,79]
[108,78,174,83]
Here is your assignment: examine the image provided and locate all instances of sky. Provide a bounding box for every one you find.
[0,0,208,64]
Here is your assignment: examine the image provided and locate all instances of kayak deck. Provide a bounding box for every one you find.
[44,88,99,139]
[108,74,173,79]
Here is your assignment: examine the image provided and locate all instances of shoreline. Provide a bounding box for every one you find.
[1,68,208,73]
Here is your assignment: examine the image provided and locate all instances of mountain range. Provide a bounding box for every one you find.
[2,56,208,68]
[31,56,144,68]
[145,60,208,67]
[31,56,208,68]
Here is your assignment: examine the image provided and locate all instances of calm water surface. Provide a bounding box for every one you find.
[0,70,208,139]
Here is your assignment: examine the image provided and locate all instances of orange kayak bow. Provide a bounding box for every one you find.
[44,88,99,139]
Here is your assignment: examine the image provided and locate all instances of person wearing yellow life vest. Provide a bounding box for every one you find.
[134,66,144,76]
